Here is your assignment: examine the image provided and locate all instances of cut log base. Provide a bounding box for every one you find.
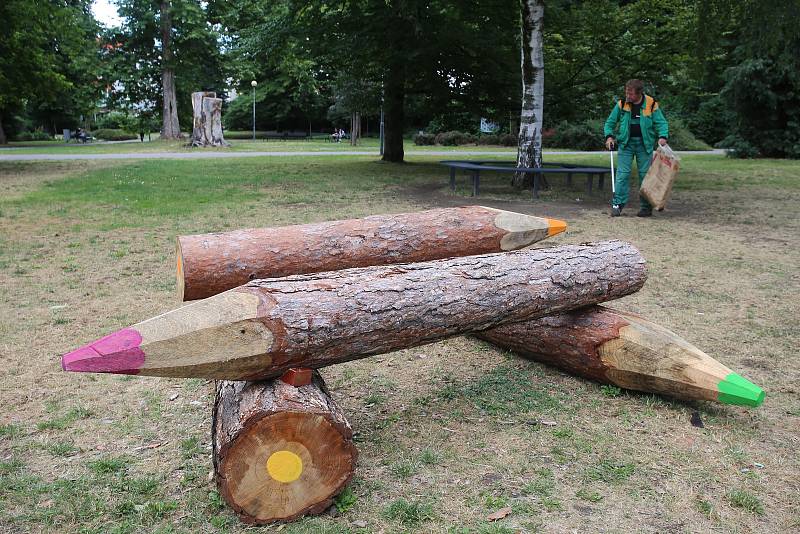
[213,371,357,524]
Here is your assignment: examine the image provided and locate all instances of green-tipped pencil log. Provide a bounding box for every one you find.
[476,305,764,407]
[177,205,567,301]
[62,241,645,380]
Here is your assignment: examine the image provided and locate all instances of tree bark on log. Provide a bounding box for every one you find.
[176,206,567,301]
[514,0,545,188]
[62,241,647,380]
[190,91,229,147]
[213,371,356,523]
[476,305,764,407]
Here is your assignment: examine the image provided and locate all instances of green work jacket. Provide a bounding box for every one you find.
[603,94,669,150]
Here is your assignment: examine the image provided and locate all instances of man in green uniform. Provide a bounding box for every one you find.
[604,79,669,217]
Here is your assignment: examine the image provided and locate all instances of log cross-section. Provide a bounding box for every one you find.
[213,372,357,523]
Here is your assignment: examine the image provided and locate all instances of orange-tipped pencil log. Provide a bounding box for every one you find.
[62,241,645,380]
[476,305,764,407]
[213,372,357,523]
[177,206,567,301]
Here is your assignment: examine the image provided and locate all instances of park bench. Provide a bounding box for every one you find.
[440,160,610,199]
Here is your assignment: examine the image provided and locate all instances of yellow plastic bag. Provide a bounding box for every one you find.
[641,144,681,211]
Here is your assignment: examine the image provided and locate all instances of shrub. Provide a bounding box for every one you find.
[425,112,478,134]
[413,133,436,145]
[477,134,500,145]
[92,129,138,141]
[434,130,475,146]
[14,130,52,141]
[94,111,129,130]
[498,133,518,146]
[719,134,759,158]
[546,120,605,150]
[666,118,712,151]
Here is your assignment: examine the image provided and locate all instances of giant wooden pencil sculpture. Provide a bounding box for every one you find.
[62,241,646,380]
[477,305,764,407]
[177,206,567,300]
[213,372,356,523]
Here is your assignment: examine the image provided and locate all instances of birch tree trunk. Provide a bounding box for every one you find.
[514,0,544,187]
[160,1,181,139]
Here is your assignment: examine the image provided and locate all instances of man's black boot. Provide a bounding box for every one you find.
[611,205,622,217]
[637,207,653,217]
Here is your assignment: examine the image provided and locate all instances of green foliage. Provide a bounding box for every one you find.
[584,458,636,484]
[36,406,93,431]
[108,0,226,131]
[334,486,357,514]
[547,120,605,151]
[13,130,53,142]
[0,0,103,140]
[721,57,800,158]
[0,423,22,439]
[726,490,764,515]
[425,113,480,135]
[666,118,712,151]
[383,498,436,526]
[434,131,476,146]
[95,112,130,130]
[600,385,622,398]
[413,133,436,146]
[92,129,139,141]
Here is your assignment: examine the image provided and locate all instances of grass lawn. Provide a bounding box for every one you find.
[0,154,798,533]
[1,137,523,155]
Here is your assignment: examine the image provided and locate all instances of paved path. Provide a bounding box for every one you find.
[0,149,726,162]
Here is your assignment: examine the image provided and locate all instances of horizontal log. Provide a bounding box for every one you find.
[477,305,764,407]
[213,371,356,523]
[177,206,567,300]
[61,240,646,380]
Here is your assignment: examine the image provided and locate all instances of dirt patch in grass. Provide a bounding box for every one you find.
[0,156,798,533]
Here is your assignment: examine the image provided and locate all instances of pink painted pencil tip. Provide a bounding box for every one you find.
[61,328,145,375]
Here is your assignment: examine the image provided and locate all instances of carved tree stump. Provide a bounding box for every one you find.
[191,91,229,147]
[213,371,356,523]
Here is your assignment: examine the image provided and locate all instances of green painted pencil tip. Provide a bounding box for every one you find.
[718,373,765,407]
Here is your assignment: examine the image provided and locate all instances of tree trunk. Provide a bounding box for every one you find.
[176,206,566,301]
[213,371,357,523]
[0,114,6,145]
[382,61,405,162]
[350,111,360,146]
[514,0,545,188]
[476,305,764,407]
[190,91,229,147]
[160,1,181,139]
[62,241,647,380]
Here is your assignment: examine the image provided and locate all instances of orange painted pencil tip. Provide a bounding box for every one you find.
[546,218,568,236]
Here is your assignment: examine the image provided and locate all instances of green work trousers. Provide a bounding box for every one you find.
[612,136,653,210]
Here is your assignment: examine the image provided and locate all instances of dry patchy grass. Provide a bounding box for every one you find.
[0,155,798,533]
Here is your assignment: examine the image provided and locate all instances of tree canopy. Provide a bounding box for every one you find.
[1,0,798,158]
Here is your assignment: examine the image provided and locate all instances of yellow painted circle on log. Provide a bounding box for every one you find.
[266,450,303,483]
